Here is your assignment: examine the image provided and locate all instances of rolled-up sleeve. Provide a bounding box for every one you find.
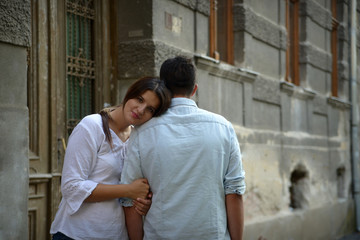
[61,121,99,215]
[120,129,144,207]
[224,125,246,195]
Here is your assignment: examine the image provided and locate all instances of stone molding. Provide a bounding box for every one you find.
[118,40,193,79]
[0,0,31,47]
[300,0,332,30]
[299,41,332,72]
[233,3,287,50]
[171,0,209,16]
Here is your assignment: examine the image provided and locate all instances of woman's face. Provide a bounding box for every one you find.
[123,90,160,126]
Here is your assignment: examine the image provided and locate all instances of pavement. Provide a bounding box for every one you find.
[339,232,360,240]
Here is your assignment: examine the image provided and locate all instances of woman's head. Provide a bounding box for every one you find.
[100,77,171,147]
[122,76,171,118]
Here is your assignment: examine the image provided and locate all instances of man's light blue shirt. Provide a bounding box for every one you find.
[121,98,246,240]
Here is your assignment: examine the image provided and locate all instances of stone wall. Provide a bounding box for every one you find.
[0,0,30,239]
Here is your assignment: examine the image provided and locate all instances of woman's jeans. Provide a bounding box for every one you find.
[52,232,74,240]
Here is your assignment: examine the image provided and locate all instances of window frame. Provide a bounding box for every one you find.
[331,0,339,97]
[209,0,234,64]
[285,0,300,85]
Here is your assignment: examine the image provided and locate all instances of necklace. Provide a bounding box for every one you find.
[108,108,132,142]
[116,126,131,142]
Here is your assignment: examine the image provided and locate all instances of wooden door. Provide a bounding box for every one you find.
[28,1,116,239]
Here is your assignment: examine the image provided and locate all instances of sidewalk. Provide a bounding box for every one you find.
[339,232,360,240]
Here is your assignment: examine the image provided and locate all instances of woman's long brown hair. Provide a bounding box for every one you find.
[99,77,171,148]
[99,107,117,148]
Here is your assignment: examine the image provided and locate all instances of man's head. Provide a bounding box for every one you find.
[160,56,197,97]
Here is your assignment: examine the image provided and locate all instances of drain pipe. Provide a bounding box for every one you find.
[349,0,360,232]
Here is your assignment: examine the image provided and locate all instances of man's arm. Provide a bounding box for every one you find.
[226,194,244,240]
[124,206,143,240]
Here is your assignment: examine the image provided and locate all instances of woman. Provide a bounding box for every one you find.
[50,77,171,240]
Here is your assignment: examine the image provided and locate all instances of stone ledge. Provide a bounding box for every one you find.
[327,96,351,109]
[280,81,317,100]
[195,54,258,83]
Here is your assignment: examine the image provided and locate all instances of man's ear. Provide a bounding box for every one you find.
[191,84,198,97]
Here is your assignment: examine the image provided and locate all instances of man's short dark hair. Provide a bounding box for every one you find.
[160,56,196,96]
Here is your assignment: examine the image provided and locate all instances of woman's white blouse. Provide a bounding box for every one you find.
[50,114,129,240]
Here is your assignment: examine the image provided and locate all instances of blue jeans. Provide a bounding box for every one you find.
[52,232,74,240]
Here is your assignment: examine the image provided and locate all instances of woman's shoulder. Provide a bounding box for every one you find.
[82,113,101,122]
[78,114,102,130]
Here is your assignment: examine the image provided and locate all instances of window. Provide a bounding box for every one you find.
[66,0,96,135]
[209,0,234,64]
[331,0,339,97]
[285,0,300,85]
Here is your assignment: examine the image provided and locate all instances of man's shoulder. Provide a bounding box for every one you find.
[131,114,166,134]
[197,108,231,126]
[134,107,232,133]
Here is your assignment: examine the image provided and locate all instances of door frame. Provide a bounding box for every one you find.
[28,0,117,239]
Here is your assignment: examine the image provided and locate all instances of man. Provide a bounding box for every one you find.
[121,56,246,240]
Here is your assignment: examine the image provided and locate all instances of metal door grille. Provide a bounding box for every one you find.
[66,0,95,135]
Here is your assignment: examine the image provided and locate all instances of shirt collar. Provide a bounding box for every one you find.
[170,97,197,108]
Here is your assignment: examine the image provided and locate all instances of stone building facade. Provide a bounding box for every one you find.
[0,0,359,239]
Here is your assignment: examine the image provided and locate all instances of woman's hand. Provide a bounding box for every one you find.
[128,178,150,200]
[133,192,153,216]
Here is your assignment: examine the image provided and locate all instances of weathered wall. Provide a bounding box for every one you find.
[0,0,30,239]
[230,1,355,239]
